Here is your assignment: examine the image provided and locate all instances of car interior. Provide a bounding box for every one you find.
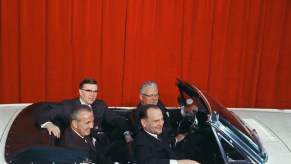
[5,98,224,163]
[2,80,270,163]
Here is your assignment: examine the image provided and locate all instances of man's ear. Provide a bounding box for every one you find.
[141,119,146,128]
[72,120,78,129]
[139,94,143,101]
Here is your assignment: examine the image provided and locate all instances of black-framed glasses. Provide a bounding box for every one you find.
[142,93,159,98]
[81,89,98,94]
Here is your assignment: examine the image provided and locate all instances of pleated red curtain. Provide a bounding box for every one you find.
[0,0,290,108]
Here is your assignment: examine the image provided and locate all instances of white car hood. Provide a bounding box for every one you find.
[230,108,291,164]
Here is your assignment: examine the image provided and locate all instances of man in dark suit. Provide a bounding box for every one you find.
[133,104,199,164]
[59,105,112,163]
[133,81,194,137]
[133,81,215,163]
[36,78,133,163]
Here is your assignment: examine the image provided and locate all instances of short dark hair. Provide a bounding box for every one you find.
[79,78,98,89]
[70,105,93,121]
[139,104,161,119]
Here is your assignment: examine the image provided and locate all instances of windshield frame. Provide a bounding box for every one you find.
[176,79,268,164]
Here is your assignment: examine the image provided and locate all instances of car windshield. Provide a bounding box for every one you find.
[219,116,260,154]
[176,79,267,163]
[176,79,256,141]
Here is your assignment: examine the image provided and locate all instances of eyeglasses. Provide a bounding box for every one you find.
[142,93,159,98]
[81,89,98,94]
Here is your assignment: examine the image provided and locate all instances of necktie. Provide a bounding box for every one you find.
[157,134,178,159]
[84,137,96,152]
[157,135,163,141]
[84,137,111,163]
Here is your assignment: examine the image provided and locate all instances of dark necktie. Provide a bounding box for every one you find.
[84,137,97,152]
[157,135,163,141]
[84,137,112,163]
[157,134,178,159]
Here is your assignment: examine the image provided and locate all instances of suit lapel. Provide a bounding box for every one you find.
[143,131,178,159]
[75,98,82,105]
[84,136,98,154]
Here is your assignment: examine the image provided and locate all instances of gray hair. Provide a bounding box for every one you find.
[70,105,93,121]
[139,81,158,94]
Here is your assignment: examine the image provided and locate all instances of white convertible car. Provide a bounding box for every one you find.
[0,79,290,163]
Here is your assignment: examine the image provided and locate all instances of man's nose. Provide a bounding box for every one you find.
[90,92,97,96]
[150,97,158,101]
[158,120,164,125]
[89,123,94,128]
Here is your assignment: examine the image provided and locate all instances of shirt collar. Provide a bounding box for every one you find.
[144,129,158,139]
[79,98,92,108]
[72,128,84,139]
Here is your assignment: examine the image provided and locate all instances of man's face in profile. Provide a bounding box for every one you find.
[72,110,94,137]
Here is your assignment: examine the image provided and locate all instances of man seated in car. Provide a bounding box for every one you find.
[36,78,133,163]
[59,104,112,163]
[133,81,199,136]
[132,81,214,163]
[133,104,200,164]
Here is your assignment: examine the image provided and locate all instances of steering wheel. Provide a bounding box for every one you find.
[177,96,199,135]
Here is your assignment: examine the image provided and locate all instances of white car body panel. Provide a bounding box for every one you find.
[229,108,291,164]
[0,104,31,163]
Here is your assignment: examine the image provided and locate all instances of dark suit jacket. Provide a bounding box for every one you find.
[59,128,113,164]
[36,98,130,139]
[133,129,183,164]
[133,100,183,136]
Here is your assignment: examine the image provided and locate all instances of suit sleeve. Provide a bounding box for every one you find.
[93,100,130,133]
[159,101,183,125]
[134,140,170,164]
[133,108,142,131]
[104,108,130,132]
[35,103,64,128]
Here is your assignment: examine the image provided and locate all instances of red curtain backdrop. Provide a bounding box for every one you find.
[0,0,290,108]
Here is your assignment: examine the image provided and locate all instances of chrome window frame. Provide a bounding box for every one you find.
[209,111,268,164]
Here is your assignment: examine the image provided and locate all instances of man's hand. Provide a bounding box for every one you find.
[176,133,186,143]
[183,105,198,116]
[44,122,61,138]
[177,159,200,164]
[124,134,134,143]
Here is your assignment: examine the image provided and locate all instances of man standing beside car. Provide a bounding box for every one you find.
[36,78,133,163]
